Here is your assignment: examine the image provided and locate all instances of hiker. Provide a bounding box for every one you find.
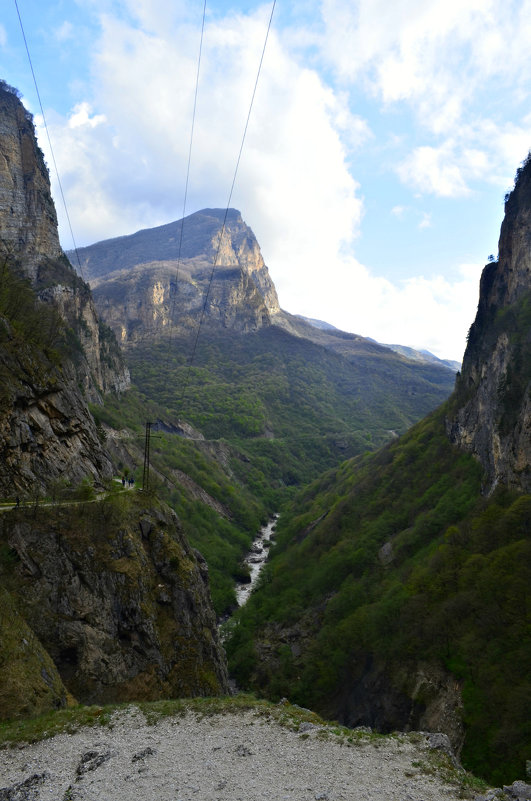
[15,495,20,507]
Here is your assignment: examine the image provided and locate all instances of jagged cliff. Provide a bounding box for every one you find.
[0,80,129,494]
[448,157,531,493]
[0,82,61,269]
[0,494,229,717]
[0,82,229,717]
[0,80,129,401]
[72,209,281,343]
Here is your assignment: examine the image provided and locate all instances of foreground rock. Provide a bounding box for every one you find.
[0,495,228,718]
[0,703,489,801]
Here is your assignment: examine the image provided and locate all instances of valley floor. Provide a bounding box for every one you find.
[0,701,487,801]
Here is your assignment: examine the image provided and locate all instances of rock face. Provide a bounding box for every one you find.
[448,157,531,493]
[0,586,70,720]
[0,80,228,719]
[0,79,129,400]
[0,81,62,271]
[0,350,114,495]
[72,209,281,343]
[0,496,229,710]
[0,80,129,494]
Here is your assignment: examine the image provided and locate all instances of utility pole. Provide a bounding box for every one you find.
[142,421,151,491]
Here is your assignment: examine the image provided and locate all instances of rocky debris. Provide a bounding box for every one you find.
[475,782,531,800]
[75,747,112,776]
[0,707,488,801]
[131,747,156,763]
[423,732,460,768]
[0,773,48,801]
[504,782,531,800]
[0,775,47,801]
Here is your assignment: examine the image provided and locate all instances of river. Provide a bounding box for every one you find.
[235,515,278,607]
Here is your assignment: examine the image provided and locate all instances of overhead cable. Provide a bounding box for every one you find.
[14,0,86,281]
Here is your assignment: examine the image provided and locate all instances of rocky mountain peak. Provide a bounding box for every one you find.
[447,155,531,493]
[72,208,281,343]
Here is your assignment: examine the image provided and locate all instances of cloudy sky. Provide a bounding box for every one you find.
[2,0,531,360]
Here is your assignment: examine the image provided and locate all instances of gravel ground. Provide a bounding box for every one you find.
[0,707,477,801]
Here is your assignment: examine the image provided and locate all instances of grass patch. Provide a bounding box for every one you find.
[0,705,113,747]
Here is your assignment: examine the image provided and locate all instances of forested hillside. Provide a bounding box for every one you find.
[226,161,531,786]
[83,209,455,616]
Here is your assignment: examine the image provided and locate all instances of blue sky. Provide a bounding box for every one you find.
[2,0,530,360]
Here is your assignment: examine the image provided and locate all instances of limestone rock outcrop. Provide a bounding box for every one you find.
[71,209,281,343]
[0,346,113,495]
[0,81,62,271]
[0,79,129,400]
[448,156,531,493]
[0,80,129,494]
[0,495,229,709]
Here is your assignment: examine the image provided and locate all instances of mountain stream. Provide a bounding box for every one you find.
[235,515,277,607]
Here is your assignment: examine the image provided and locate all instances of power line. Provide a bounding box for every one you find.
[161,0,207,390]
[177,0,277,411]
[14,0,86,282]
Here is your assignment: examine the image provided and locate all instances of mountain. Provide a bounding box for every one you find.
[299,319,461,372]
[380,343,460,372]
[71,209,457,615]
[0,80,228,718]
[226,159,531,785]
[0,80,129,495]
[70,208,281,340]
[70,208,456,468]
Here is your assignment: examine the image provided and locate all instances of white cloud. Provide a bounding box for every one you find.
[55,21,74,42]
[32,0,515,362]
[397,144,470,197]
[278,250,482,361]
[319,0,530,118]
[43,4,364,265]
[318,0,531,192]
[68,102,106,129]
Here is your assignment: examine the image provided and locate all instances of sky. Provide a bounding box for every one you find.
[2,0,531,361]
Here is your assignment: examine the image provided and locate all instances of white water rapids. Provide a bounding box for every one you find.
[235,515,277,607]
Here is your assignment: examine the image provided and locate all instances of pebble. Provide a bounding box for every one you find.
[0,708,484,801]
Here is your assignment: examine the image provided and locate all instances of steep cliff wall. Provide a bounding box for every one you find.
[0,80,129,493]
[0,80,130,401]
[448,157,531,493]
[0,81,62,271]
[0,495,228,712]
